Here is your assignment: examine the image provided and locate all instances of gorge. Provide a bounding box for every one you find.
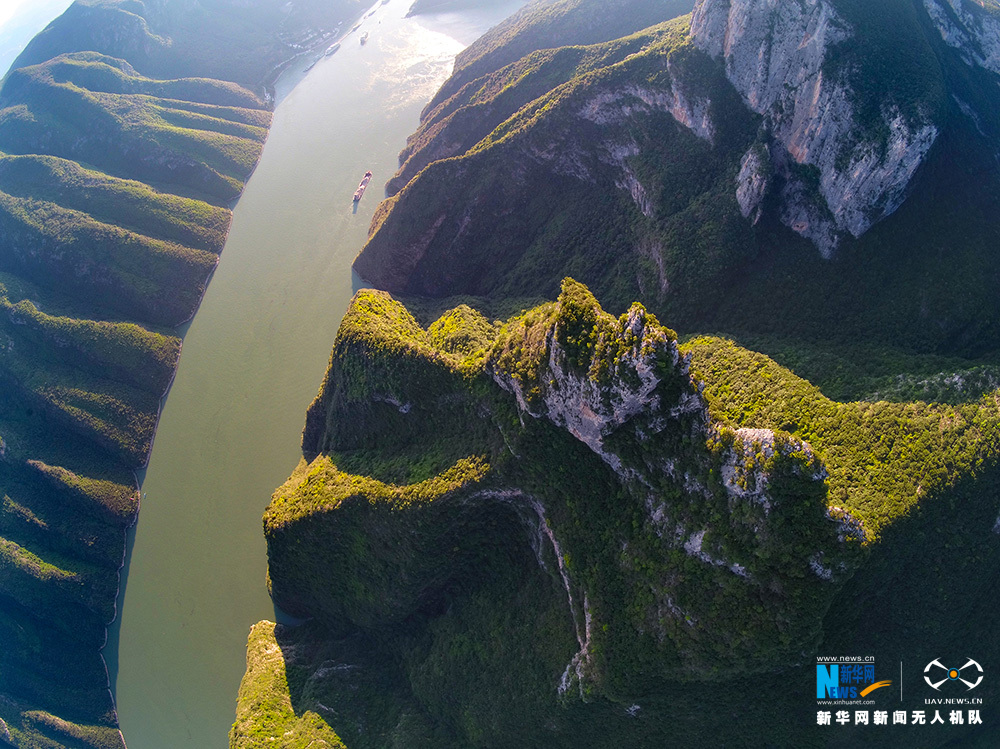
[1,0,999,747]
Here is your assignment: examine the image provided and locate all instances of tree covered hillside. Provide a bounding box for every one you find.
[232,0,1000,746]
[235,280,1000,747]
[9,0,360,87]
[355,0,1000,366]
[0,1,359,746]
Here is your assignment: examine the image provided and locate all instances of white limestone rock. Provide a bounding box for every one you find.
[691,0,939,253]
[924,0,1000,75]
[736,145,770,224]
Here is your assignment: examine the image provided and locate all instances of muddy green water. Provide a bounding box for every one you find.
[113,2,520,745]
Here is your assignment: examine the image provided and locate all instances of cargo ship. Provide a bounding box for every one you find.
[360,31,370,44]
[324,42,341,56]
[353,171,373,202]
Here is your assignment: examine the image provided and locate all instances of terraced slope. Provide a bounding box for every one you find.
[0,49,271,747]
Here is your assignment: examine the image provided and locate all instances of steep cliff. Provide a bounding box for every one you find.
[353,0,1000,359]
[690,0,945,254]
[355,15,760,307]
[923,0,1000,76]
[235,280,1000,746]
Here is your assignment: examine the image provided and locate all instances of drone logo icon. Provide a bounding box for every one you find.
[924,658,984,691]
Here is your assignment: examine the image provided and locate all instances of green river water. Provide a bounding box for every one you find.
[113,1,520,745]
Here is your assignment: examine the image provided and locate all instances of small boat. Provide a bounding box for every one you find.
[351,23,361,32]
[353,170,373,202]
[324,42,341,56]
[360,31,370,44]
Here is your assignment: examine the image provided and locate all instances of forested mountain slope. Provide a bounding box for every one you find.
[234,280,1000,747]
[356,0,1000,362]
[0,1,358,746]
[233,0,1000,746]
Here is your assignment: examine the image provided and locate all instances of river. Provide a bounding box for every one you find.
[112,1,521,745]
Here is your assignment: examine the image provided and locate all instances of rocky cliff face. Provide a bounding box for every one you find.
[355,17,762,313]
[243,276,1000,746]
[267,280,854,714]
[691,0,940,255]
[492,303,684,472]
[488,283,845,680]
[924,0,1000,75]
[354,0,1000,358]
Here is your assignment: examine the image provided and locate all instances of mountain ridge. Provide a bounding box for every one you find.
[353,0,1000,362]
[0,1,360,746]
[235,277,1000,746]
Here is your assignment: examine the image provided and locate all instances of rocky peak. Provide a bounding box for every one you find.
[489,279,699,474]
[485,279,848,676]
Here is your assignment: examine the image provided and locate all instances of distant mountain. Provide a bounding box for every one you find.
[0,0,74,78]
[10,0,358,86]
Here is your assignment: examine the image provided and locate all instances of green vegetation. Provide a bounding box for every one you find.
[0,282,180,393]
[422,0,695,114]
[825,0,948,138]
[357,15,761,314]
[685,336,1000,541]
[0,153,232,252]
[236,279,998,745]
[0,54,270,206]
[0,0,369,743]
[387,24,681,194]
[11,0,363,88]
[0,702,125,749]
[356,0,1000,368]
[231,622,348,749]
[241,0,1000,745]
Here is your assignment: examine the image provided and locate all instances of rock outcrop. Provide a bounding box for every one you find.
[735,143,770,223]
[924,0,1000,75]
[492,301,685,473]
[691,0,940,255]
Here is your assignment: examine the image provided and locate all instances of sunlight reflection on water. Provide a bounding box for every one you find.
[368,21,464,109]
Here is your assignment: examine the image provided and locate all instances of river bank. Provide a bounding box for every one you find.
[112,0,522,745]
